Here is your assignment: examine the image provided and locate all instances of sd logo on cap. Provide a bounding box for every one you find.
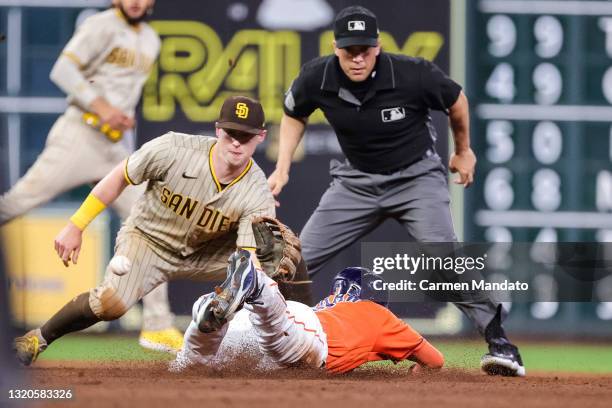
[216,96,266,134]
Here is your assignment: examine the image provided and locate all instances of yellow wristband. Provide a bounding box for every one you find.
[69,194,106,230]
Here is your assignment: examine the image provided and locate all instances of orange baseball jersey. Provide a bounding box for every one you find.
[314,299,443,373]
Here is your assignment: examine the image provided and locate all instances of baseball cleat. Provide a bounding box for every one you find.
[481,340,525,377]
[199,250,259,332]
[139,328,184,354]
[13,331,45,366]
[193,293,227,333]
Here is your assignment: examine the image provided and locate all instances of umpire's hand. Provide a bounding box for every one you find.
[267,169,289,207]
[449,148,476,188]
[54,222,84,267]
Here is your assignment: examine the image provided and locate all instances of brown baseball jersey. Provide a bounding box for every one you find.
[123,132,276,256]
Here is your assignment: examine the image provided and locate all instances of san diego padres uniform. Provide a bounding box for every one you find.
[0,8,159,223]
[178,270,444,373]
[0,8,174,331]
[89,132,276,321]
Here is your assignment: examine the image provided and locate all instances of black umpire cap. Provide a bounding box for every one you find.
[334,5,379,48]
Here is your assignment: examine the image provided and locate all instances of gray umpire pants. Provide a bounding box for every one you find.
[300,154,500,335]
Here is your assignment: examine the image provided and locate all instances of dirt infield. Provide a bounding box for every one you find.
[21,361,612,408]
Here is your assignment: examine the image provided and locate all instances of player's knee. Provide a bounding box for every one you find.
[89,286,129,321]
[99,305,128,321]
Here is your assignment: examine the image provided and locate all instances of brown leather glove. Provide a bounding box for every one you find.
[251,216,302,281]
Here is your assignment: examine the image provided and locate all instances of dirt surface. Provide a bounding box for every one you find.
[13,361,612,408]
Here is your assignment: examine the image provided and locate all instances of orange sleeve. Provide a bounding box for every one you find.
[318,301,444,373]
[372,307,436,363]
[410,339,444,369]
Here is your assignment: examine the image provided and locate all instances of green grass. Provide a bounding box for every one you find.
[39,335,173,362]
[435,341,612,374]
[38,335,612,374]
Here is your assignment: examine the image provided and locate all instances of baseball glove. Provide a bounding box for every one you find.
[252,216,302,281]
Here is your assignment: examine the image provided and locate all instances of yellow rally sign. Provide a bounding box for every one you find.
[1,210,109,327]
[142,21,444,125]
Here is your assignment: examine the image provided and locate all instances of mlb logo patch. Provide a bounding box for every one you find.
[381,107,406,122]
[348,20,366,31]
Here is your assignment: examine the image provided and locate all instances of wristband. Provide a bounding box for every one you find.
[69,194,106,230]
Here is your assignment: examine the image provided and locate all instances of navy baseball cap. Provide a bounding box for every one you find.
[333,5,379,49]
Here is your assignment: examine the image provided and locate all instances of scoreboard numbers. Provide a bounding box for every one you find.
[466,0,612,331]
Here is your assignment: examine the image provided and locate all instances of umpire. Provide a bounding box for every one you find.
[268,5,525,377]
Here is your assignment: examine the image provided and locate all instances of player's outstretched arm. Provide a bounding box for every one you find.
[408,339,445,371]
[54,160,129,266]
[268,114,307,206]
[448,91,476,188]
[372,306,444,372]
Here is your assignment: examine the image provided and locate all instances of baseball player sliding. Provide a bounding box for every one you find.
[172,218,443,374]
[0,0,181,352]
[13,95,279,366]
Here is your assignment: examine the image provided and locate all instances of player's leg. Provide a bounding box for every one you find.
[246,286,327,368]
[109,180,181,352]
[13,290,100,366]
[89,230,171,325]
[383,158,457,242]
[13,230,171,365]
[170,293,230,372]
[172,250,254,371]
[387,157,524,376]
[479,304,525,376]
[300,160,383,277]
[0,116,99,224]
[385,160,492,317]
[179,226,326,366]
[391,169,501,335]
[137,282,182,353]
[202,250,327,368]
[172,304,279,373]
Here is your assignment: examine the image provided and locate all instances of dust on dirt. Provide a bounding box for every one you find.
[18,360,612,408]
